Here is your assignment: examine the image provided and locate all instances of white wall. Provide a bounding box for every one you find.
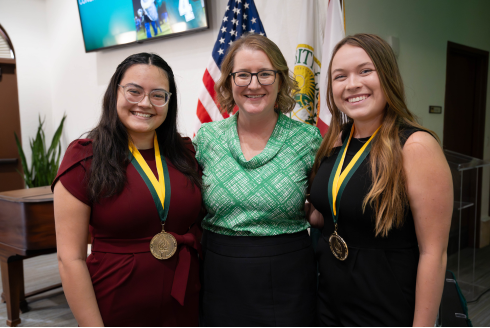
[44,0,100,148]
[3,0,488,146]
[0,0,315,146]
[70,0,309,140]
[2,0,490,222]
[0,0,54,165]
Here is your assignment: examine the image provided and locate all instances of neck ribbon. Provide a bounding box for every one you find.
[129,134,171,223]
[328,124,381,223]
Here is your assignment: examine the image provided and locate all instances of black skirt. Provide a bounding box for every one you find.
[200,230,318,327]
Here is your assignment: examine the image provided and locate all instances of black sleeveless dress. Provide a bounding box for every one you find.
[310,126,422,327]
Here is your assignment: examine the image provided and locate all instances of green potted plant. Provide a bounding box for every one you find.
[14,115,67,188]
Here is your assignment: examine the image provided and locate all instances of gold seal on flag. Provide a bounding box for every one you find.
[292,44,319,125]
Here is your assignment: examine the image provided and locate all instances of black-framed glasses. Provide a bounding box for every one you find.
[118,84,172,107]
[229,70,278,87]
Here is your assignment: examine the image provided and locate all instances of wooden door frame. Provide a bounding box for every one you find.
[444,41,488,159]
[444,41,489,249]
[0,24,24,192]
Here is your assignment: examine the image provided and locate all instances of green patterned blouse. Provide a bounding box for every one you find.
[193,113,323,236]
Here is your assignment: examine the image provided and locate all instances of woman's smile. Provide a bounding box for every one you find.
[345,94,371,104]
[331,44,387,126]
[231,49,279,117]
[117,64,170,140]
[130,111,155,119]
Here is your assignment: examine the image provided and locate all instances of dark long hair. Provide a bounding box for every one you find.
[87,53,200,203]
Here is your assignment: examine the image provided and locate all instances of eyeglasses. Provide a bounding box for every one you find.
[229,70,278,87]
[118,84,172,107]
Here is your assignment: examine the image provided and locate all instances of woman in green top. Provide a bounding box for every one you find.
[193,34,322,326]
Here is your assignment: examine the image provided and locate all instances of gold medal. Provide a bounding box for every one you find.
[328,125,381,261]
[329,225,348,260]
[129,134,176,261]
[150,225,177,260]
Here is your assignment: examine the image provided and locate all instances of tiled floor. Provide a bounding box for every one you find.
[0,254,76,327]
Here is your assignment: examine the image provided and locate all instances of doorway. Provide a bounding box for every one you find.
[0,24,24,192]
[443,41,489,254]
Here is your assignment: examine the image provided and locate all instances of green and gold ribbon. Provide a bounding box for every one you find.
[328,124,381,223]
[129,133,171,223]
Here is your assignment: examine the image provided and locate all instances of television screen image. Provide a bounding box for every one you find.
[77,0,208,52]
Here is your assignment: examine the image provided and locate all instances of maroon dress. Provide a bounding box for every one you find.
[52,138,202,327]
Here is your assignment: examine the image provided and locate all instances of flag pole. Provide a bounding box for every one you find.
[343,0,346,33]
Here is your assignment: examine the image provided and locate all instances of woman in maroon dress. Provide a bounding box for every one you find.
[52,53,202,326]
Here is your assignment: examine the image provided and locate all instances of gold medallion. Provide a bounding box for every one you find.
[150,229,177,260]
[329,231,348,261]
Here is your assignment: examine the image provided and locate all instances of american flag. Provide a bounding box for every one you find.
[193,0,266,134]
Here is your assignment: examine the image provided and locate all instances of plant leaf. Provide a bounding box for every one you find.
[14,132,31,186]
[47,115,66,159]
[16,114,66,187]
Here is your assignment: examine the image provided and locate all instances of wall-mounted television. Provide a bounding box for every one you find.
[77,0,209,53]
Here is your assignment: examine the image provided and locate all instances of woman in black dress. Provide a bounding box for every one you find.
[308,34,452,326]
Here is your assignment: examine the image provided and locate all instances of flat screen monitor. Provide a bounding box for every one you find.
[77,0,209,52]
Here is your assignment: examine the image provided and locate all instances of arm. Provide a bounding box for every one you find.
[305,127,326,229]
[188,205,206,242]
[403,132,453,327]
[54,181,104,327]
[305,202,324,229]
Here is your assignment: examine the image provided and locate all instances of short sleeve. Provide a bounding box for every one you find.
[59,164,90,205]
[51,139,93,206]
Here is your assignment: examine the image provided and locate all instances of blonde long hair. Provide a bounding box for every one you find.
[215,34,299,114]
[312,34,438,237]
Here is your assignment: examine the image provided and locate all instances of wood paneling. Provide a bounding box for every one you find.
[0,187,55,253]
